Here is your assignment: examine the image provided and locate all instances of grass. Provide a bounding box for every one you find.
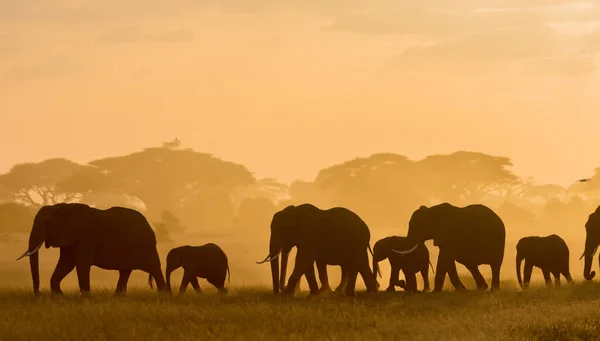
[3,282,600,341]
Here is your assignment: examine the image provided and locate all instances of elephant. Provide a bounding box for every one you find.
[582,205,600,281]
[159,243,230,295]
[394,203,506,292]
[256,203,379,296]
[281,260,350,294]
[516,234,573,289]
[16,203,167,296]
[372,236,432,292]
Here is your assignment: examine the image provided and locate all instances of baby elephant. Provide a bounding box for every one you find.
[373,236,432,292]
[516,234,573,289]
[165,243,231,295]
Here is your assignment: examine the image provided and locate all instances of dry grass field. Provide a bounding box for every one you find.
[1,228,599,341]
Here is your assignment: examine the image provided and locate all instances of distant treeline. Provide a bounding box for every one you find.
[1,141,599,239]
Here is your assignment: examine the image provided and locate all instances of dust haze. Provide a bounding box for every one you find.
[1,0,600,292]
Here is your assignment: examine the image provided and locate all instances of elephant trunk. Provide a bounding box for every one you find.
[584,252,596,281]
[583,239,599,281]
[268,239,281,294]
[516,252,524,289]
[20,222,46,296]
[279,249,289,292]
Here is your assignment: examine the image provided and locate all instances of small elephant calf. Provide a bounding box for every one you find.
[516,234,573,289]
[372,236,432,292]
[164,243,231,295]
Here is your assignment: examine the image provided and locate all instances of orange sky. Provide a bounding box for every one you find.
[1,1,599,187]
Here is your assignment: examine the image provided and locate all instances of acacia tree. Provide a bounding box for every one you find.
[416,151,520,205]
[64,145,256,223]
[0,158,86,208]
[306,153,425,228]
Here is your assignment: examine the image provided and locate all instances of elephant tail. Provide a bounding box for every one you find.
[429,261,435,274]
[227,263,231,284]
[369,244,382,278]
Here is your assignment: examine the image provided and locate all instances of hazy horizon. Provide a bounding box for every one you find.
[2,0,600,187]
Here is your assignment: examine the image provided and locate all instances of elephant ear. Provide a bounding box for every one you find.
[45,203,94,248]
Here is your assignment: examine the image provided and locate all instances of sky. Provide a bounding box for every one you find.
[1,0,600,187]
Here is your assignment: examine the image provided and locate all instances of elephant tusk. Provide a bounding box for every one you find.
[255,250,282,264]
[391,244,419,255]
[16,243,42,261]
[579,246,599,260]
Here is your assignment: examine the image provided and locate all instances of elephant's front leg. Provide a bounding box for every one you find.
[304,265,320,296]
[316,260,331,293]
[421,263,430,292]
[75,245,94,297]
[403,272,418,292]
[552,270,561,287]
[50,247,76,295]
[179,271,194,295]
[433,252,449,292]
[387,264,400,292]
[284,249,314,296]
[445,259,467,292]
[522,259,533,289]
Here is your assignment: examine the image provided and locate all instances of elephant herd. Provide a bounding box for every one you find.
[12,202,600,297]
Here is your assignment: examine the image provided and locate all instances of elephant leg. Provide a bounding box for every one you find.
[356,251,378,293]
[387,264,400,292]
[433,258,448,292]
[335,267,349,293]
[285,250,314,295]
[50,248,76,295]
[436,251,466,292]
[75,264,91,297]
[542,269,552,287]
[359,262,378,293]
[421,265,430,293]
[563,270,573,284]
[316,260,331,293]
[304,265,320,296]
[344,268,359,297]
[552,271,561,287]
[190,277,202,294]
[523,260,533,289]
[490,262,501,291]
[407,272,418,292]
[208,275,228,295]
[179,271,193,295]
[114,270,132,295]
[466,265,488,290]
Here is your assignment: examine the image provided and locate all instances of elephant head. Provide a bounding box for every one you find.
[371,237,396,279]
[16,203,94,295]
[582,206,600,280]
[515,236,540,289]
[165,246,189,293]
[256,204,312,294]
[391,204,449,255]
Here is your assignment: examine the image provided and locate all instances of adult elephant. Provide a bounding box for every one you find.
[16,203,167,296]
[582,205,600,281]
[394,203,506,292]
[256,203,379,296]
[516,234,573,289]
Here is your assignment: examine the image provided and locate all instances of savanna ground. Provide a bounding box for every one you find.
[1,227,599,341]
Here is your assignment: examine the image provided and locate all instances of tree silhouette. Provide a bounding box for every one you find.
[64,146,256,220]
[416,151,520,204]
[0,158,86,208]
